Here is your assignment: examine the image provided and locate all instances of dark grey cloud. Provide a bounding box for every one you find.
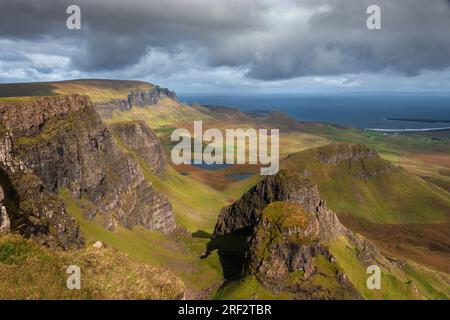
[246,0,450,79]
[0,0,450,81]
[0,0,268,71]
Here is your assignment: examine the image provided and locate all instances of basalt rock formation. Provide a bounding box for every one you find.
[0,95,176,249]
[212,170,322,239]
[0,185,10,234]
[317,143,379,165]
[95,85,177,115]
[127,86,177,107]
[283,143,393,180]
[212,169,382,299]
[110,121,166,174]
[0,116,84,249]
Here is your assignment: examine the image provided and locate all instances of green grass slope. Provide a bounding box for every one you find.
[57,188,224,298]
[0,234,184,299]
[329,236,450,300]
[213,221,450,300]
[281,143,450,224]
[301,123,450,194]
[104,99,212,129]
[214,232,450,300]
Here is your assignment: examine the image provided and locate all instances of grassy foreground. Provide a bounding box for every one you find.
[0,234,184,299]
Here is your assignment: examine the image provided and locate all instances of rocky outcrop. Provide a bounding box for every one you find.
[110,121,166,174]
[95,85,177,114]
[212,169,383,299]
[0,186,10,234]
[0,95,176,245]
[0,95,89,137]
[312,143,392,179]
[317,143,378,165]
[243,202,359,299]
[0,118,83,249]
[244,202,324,278]
[213,169,350,252]
[127,86,177,107]
[212,170,321,239]
[281,143,394,185]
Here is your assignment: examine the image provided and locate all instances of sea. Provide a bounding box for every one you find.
[178,94,450,131]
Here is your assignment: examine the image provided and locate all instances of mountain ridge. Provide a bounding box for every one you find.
[281,143,450,224]
[0,79,448,300]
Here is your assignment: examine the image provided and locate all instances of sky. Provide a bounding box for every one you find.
[1,0,450,94]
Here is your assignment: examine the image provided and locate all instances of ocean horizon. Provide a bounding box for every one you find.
[179,93,450,130]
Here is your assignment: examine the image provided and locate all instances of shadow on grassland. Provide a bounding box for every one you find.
[193,230,248,281]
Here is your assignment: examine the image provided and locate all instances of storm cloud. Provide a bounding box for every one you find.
[1,0,450,90]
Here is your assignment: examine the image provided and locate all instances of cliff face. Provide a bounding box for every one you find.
[212,169,381,299]
[244,202,325,278]
[0,186,10,234]
[127,86,177,107]
[213,169,350,243]
[110,121,166,174]
[244,201,361,299]
[0,95,176,248]
[95,85,177,115]
[317,143,379,165]
[283,143,393,180]
[212,170,321,239]
[0,131,83,248]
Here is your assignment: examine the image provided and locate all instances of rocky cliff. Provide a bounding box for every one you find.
[0,185,10,234]
[0,110,84,249]
[244,201,362,299]
[283,143,393,180]
[110,121,166,174]
[212,169,382,299]
[0,95,176,249]
[127,86,177,107]
[95,85,177,116]
[316,143,379,165]
[212,170,322,239]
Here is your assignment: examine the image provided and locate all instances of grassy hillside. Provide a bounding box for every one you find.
[302,123,450,195]
[101,94,449,297]
[1,79,448,300]
[57,188,224,298]
[0,234,184,299]
[104,99,212,130]
[329,236,450,300]
[214,276,285,300]
[213,234,450,300]
[281,143,450,224]
[0,79,153,104]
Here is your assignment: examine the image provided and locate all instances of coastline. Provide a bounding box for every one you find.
[364,126,450,133]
